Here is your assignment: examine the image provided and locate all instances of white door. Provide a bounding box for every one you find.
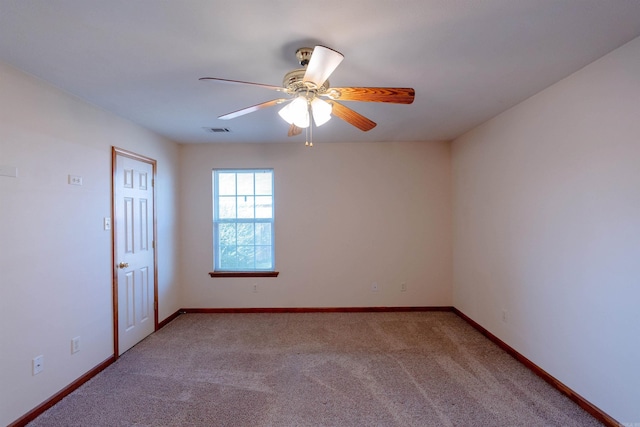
[113,149,156,355]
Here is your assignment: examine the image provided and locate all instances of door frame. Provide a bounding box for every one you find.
[111,146,159,357]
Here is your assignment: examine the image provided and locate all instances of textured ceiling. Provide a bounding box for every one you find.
[1,0,640,144]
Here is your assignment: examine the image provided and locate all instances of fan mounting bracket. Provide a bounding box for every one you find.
[295,47,314,67]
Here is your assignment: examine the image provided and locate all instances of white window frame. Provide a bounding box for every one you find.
[212,168,275,273]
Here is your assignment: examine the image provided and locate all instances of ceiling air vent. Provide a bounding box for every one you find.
[203,127,231,133]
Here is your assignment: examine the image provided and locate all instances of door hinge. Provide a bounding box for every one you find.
[152,178,154,187]
[152,240,155,249]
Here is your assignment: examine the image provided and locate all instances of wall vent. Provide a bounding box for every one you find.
[203,127,231,133]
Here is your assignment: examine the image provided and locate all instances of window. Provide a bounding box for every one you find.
[212,169,275,274]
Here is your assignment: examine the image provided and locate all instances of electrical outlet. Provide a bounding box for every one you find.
[33,355,44,375]
[400,282,407,292]
[252,283,258,293]
[71,336,81,354]
[502,309,508,323]
[371,282,379,292]
[103,217,111,231]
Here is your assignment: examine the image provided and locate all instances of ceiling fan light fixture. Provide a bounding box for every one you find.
[201,44,414,142]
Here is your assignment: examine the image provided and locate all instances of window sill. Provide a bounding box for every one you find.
[209,271,280,278]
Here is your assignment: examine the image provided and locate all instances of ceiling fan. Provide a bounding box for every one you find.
[200,46,415,146]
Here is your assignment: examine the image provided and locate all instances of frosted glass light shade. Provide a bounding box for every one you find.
[278,97,309,128]
[311,98,332,126]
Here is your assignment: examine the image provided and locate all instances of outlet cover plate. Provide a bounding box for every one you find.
[33,355,44,375]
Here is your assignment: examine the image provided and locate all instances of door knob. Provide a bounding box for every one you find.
[118,262,129,269]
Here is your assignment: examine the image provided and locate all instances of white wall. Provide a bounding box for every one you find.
[179,141,452,309]
[452,36,640,423]
[0,62,181,426]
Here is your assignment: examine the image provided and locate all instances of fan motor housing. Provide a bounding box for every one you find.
[283,69,329,95]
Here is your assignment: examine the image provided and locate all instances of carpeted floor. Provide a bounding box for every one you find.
[28,312,603,426]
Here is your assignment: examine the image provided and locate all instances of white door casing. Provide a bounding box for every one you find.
[113,148,157,355]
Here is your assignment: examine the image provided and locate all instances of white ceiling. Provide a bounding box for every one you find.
[1,1,640,144]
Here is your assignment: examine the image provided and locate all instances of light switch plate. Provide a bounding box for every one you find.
[71,336,81,354]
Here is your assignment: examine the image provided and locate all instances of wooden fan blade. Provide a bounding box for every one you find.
[287,124,302,137]
[325,87,415,104]
[327,101,376,131]
[303,46,344,88]
[199,77,285,92]
[219,98,289,120]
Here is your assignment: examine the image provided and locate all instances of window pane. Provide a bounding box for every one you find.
[218,223,236,246]
[237,195,254,218]
[255,172,273,195]
[218,173,236,196]
[219,245,237,270]
[218,196,236,219]
[255,196,272,219]
[237,173,254,195]
[237,223,254,246]
[255,223,271,246]
[237,246,255,270]
[255,246,272,269]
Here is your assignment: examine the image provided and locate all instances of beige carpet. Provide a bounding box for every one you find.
[28,312,602,426]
